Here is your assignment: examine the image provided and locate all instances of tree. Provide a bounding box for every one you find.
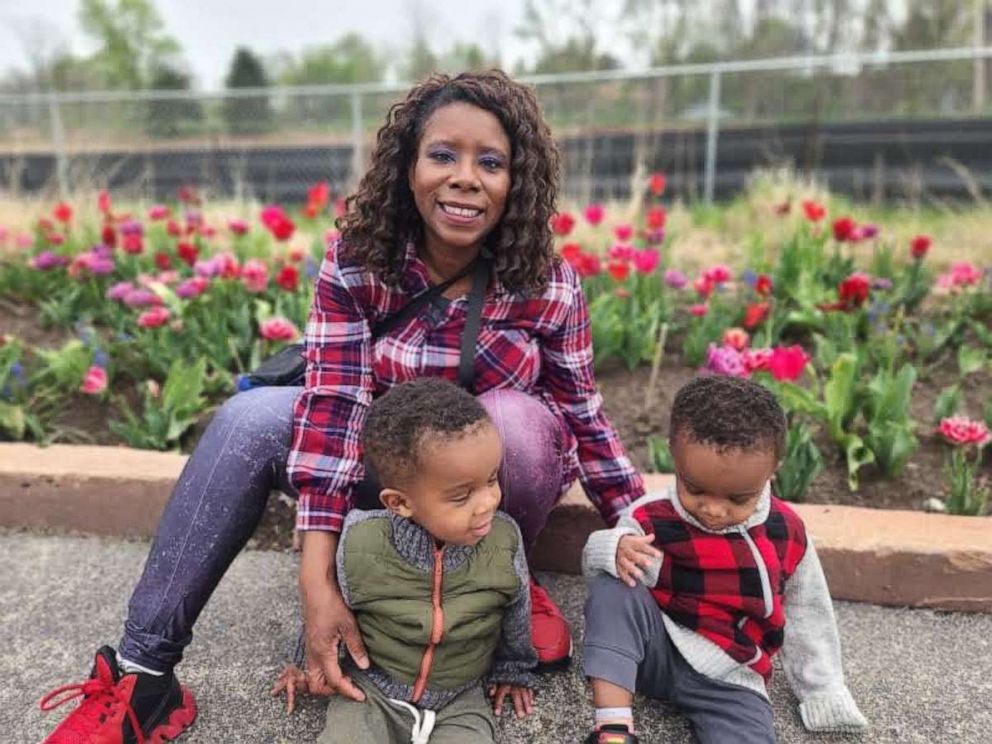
[276,34,385,86]
[438,43,499,74]
[223,47,274,136]
[78,0,183,89]
[146,65,204,138]
[516,0,621,73]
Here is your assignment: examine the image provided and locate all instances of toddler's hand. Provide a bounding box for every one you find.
[269,663,316,715]
[616,533,662,587]
[488,683,534,719]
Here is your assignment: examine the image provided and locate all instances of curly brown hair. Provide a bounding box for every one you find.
[337,70,561,295]
[669,375,787,460]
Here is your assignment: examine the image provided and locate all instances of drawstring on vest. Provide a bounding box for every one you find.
[388,698,437,744]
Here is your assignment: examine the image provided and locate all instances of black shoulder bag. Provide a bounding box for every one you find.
[245,256,491,393]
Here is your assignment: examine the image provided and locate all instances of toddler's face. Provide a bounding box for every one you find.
[390,422,503,547]
[671,435,777,531]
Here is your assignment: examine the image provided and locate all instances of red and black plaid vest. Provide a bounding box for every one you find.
[631,495,808,679]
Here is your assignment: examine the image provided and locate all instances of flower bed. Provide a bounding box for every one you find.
[1,176,989,518]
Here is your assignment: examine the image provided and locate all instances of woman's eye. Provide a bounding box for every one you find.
[429,151,454,163]
[480,157,502,170]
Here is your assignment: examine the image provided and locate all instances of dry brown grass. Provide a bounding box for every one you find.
[2,167,991,270]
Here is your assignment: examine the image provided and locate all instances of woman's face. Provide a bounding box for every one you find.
[409,101,511,259]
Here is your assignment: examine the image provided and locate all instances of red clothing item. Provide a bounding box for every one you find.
[288,242,644,532]
[632,496,808,679]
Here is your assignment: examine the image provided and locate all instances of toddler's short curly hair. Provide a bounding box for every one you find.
[669,375,786,459]
[362,378,492,487]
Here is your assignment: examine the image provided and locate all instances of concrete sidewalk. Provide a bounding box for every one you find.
[3,533,990,744]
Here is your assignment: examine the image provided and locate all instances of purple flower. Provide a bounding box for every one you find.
[89,256,115,275]
[93,349,110,368]
[858,224,879,240]
[92,244,113,258]
[871,277,893,291]
[176,276,209,299]
[193,258,220,278]
[107,281,135,301]
[703,344,749,378]
[664,268,688,289]
[32,251,69,270]
[644,228,666,245]
[123,288,159,308]
[120,220,144,237]
[741,269,758,288]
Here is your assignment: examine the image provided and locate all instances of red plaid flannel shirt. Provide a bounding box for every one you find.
[633,496,808,679]
[288,241,645,532]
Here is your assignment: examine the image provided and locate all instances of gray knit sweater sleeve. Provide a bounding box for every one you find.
[485,515,538,689]
[581,499,663,587]
[780,536,868,732]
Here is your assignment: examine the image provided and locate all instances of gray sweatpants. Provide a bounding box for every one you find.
[583,574,776,744]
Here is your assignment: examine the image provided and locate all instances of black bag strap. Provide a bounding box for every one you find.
[458,256,492,393]
[370,257,478,341]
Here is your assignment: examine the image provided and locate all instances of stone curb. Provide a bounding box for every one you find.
[2,443,990,612]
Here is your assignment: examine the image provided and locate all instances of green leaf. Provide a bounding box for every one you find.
[0,401,26,440]
[840,433,874,491]
[958,345,987,377]
[933,385,962,424]
[823,353,860,443]
[775,382,826,418]
[775,423,824,502]
[647,437,675,474]
[162,357,207,419]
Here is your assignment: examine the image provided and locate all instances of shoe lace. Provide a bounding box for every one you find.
[39,667,146,744]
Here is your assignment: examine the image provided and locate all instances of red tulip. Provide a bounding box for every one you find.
[837,272,870,308]
[276,264,300,292]
[584,203,605,226]
[648,172,667,196]
[832,217,857,242]
[910,235,931,260]
[801,200,826,222]
[743,302,770,329]
[646,206,667,230]
[614,223,633,242]
[53,202,73,224]
[768,345,810,382]
[938,416,991,447]
[755,274,773,297]
[177,241,199,266]
[607,259,630,282]
[154,252,172,270]
[97,190,112,215]
[689,303,709,317]
[551,212,576,237]
[259,317,301,342]
[137,307,171,329]
[560,242,582,262]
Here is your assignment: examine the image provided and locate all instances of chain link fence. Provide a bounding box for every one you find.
[1,46,991,205]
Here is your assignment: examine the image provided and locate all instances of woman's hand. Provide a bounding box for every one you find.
[616,533,662,587]
[299,531,370,702]
[489,683,535,718]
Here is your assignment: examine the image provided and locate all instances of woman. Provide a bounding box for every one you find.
[40,70,645,743]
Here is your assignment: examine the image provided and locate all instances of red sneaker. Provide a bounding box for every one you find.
[529,576,573,671]
[40,647,197,744]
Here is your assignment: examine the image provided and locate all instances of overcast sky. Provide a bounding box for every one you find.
[0,0,550,89]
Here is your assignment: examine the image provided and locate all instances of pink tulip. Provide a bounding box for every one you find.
[259,317,301,342]
[633,248,660,274]
[137,307,171,328]
[614,223,633,241]
[583,203,605,226]
[241,258,269,293]
[79,365,108,395]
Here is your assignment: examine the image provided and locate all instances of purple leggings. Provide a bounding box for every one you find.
[118,385,565,673]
